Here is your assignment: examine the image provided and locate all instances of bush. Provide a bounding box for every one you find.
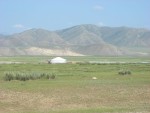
[4,72,56,81]
[50,73,55,79]
[15,73,21,80]
[4,72,14,81]
[118,70,131,75]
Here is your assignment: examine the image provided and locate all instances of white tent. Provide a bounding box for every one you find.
[49,57,67,64]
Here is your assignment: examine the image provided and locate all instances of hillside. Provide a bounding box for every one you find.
[0,24,150,56]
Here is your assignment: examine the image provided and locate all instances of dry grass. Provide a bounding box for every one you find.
[0,83,150,113]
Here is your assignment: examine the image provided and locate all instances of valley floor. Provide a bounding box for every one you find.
[0,56,150,113]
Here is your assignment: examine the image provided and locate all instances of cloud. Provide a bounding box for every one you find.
[93,5,104,11]
[13,24,25,29]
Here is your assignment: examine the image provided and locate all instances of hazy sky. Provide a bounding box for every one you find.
[0,0,150,34]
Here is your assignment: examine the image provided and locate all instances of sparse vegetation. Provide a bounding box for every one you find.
[118,69,131,75]
[1,25,150,56]
[3,71,56,81]
[50,73,56,79]
[4,72,15,81]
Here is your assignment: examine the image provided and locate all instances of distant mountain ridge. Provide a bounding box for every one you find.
[0,24,150,56]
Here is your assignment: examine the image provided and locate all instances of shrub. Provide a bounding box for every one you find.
[126,70,131,75]
[40,73,46,78]
[15,73,21,80]
[4,72,56,81]
[118,70,131,75]
[50,73,55,79]
[4,72,14,81]
[46,74,50,79]
[39,73,49,79]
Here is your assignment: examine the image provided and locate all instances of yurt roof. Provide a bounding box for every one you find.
[51,57,66,60]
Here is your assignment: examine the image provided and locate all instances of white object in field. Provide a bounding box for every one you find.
[92,77,97,80]
[50,57,67,64]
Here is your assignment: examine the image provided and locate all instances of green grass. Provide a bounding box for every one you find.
[0,56,150,63]
[0,56,150,113]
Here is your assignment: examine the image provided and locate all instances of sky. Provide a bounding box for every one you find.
[0,0,150,34]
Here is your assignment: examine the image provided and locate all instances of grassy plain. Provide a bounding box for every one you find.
[0,56,150,113]
[0,56,150,63]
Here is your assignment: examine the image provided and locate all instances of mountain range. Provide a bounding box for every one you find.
[0,24,150,56]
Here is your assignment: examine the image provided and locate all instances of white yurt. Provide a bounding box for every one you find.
[49,57,67,64]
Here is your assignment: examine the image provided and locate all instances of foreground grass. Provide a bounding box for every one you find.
[0,62,150,113]
[13,107,140,113]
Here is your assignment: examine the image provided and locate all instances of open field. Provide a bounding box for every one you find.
[0,56,150,64]
[0,56,150,113]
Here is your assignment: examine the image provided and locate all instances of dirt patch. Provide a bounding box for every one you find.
[0,90,58,112]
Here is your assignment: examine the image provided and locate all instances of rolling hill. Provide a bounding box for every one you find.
[0,24,150,56]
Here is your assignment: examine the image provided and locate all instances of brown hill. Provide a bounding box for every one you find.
[0,24,150,56]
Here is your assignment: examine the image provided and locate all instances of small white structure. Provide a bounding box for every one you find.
[49,57,67,64]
